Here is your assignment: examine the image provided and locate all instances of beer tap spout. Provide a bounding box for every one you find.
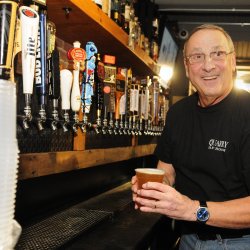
[94,117,102,134]
[72,123,78,133]
[61,111,70,132]
[36,106,46,131]
[94,125,102,134]
[23,113,32,130]
[22,94,33,130]
[51,110,59,131]
[51,114,59,131]
[114,120,119,135]
[22,117,30,130]
[119,116,125,135]
[72,113,79,133]
[123,119,129,135]
[108,120,114,135]
[80,114,92,133]
[102,118,108,135]
[50,98,60,130]
[80,122,86,133]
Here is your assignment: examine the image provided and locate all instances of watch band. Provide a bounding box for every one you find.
[200,200,207,207]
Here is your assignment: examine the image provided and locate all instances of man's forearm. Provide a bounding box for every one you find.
[206,196,250,229]
[157,160,176,186]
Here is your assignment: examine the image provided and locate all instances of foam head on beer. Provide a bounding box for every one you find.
[135,168,165,189]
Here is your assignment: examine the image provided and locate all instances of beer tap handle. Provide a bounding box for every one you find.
[139,118,143,136]
[108,112,114,135]
[34,7,47,131]
[102,106,108,134]
[19,6,39,129]
[144,80,150,135]
[94,109,102,134]
[115,90,123,134]
[47,20,59,130]
[71,69,81,110]
[50,48,60,130]
[0,0,18,80]
[82,41,97,132]
[119,114,125,135]
[71,68,81,132]
[68,41,85,131]
[128,116,132,135]
[94,54,104,134]
[10,2,21,83]
[60,69,72,132]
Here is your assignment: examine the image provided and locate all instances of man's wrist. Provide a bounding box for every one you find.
[196,200,210,223]
[192,200,200,221]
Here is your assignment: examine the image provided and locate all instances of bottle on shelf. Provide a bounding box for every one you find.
[134,16,141,47]
[128,2,135,48]
[119,0,126,29]
[150,17,159,62]
[111,0,119,25]
[144,37,150,56]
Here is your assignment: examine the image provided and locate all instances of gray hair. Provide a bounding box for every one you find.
[183,24,235,57]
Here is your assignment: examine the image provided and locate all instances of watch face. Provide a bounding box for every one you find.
[197,207,210,222]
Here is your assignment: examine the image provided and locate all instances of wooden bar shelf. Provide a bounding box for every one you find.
[18,144,156,180]
[46,0,158,76]
[17,1,159,181]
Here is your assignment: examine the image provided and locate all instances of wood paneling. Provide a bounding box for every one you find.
[18,144,157,180]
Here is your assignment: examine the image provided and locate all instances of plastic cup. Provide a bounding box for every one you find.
[135,168,165,188]
[135,168,165,207]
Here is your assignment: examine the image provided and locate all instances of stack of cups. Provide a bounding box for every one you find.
[0,79,19,249]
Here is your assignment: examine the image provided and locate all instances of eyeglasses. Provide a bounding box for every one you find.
[185,51,234,65]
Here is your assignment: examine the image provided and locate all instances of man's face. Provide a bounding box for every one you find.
[184,29,236,100]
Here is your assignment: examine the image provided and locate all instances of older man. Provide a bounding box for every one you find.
[132,24,250,249]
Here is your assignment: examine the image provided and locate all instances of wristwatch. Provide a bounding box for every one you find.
[196,201,210,223]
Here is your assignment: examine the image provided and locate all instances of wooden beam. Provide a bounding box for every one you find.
[18,144,156,180]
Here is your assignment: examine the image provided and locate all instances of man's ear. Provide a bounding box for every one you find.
[231,51,237,70]
[184,59,189,78]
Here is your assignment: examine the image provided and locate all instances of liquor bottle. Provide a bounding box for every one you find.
[134,16,140,46]
[119,0,125,29]
[111,0,119,25]
[150,17,159,61]
[124,0,130,22]
[144,37,150,56]
[123,0,131,34]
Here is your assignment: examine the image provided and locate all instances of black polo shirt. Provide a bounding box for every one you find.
[155,88,250,201]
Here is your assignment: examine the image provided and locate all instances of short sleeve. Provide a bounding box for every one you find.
[154,111,173,164]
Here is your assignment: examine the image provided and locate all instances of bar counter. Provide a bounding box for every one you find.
[16,182,176,249]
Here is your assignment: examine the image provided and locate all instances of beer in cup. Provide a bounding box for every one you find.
[135,168,165,207]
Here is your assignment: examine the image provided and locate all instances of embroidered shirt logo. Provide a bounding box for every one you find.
[208,139,229,152]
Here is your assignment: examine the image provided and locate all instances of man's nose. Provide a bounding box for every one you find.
[202,55,216,71]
